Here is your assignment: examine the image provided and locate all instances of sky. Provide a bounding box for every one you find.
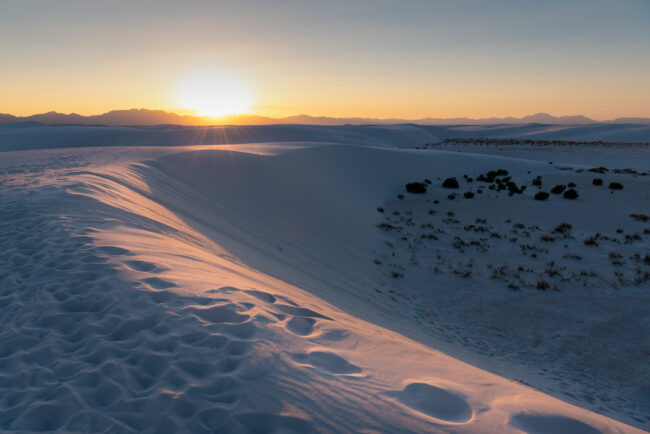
[1,0,649,120]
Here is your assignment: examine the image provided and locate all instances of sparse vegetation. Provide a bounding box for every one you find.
[553,223,572,234]
[405,181,428,194]
[534,191,549,201]
[442,177,460,189]
[551,184,566,194]
[630,213,649,222]
[563,189,579,200]
[609,182,623,190]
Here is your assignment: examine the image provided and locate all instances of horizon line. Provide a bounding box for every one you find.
[3,108,650,124]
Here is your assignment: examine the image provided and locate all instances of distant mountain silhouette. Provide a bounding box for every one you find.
[0,109,647,126]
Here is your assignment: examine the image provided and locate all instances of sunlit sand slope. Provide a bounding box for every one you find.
[0,140,646,433]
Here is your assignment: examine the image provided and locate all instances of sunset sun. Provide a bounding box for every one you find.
[176,71,252,117]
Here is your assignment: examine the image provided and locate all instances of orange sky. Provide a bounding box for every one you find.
[1,1,649,120]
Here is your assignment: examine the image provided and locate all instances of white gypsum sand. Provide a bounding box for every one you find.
[0,124,648,433]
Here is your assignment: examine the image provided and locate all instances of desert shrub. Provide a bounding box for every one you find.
[442,177,460,189]
[568,182,576,188]
[584,234,600,246]
[377,207,384,213]
[405,182,427,194]
[553,223,572,234]
[609,182,623,190]
[477,189,483,194]
[390,272,403,278]
[397,194,405,200]
[532,176,542,187]
[534,191,550,201]
[644,255,650,265]
[447,193,456,200]
[424,179,432,184]
[563,189,579,199]
[536,280,550,290]
[592,178,603,186]
[464,191,475,199]
[496,169,508,176]
[551,184,566,194]
[377,223,395,231]
[630,213,650,222]
[588,166,609,173]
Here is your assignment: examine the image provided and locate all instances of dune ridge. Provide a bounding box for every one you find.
[0,129,647,432]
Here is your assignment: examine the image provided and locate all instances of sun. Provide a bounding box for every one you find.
[176,71,252,117]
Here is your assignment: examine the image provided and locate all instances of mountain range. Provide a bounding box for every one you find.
[1,109,648,127]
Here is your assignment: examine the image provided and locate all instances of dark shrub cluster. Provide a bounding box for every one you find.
[609,182,623,190]
[464,191,475,199]
[553,223,572,234]
[405,182,428,194]
[592,178,603,186]
[442,177,460,189]
[534,191,550,201]
[630,213,649,222]
[563,189,579,200]
[476,169,508,183]
[532,176,542,187]
[551,184,566,194]
[588,166,609,174]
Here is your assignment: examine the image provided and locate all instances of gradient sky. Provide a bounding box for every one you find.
[1,0,649,119]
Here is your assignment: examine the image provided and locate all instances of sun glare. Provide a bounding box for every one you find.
[177,71,252,117]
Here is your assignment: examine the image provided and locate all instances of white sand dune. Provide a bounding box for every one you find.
[0,127,647,433]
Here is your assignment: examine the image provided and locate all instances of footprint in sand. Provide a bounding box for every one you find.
[185,304,250,324]
[387,382,473,423]
[245,290,277,304]
[286,317,316,336]
[141,277,177,290]
[275,304,332,320]
[510,414,601,434]
[94,246,131,256]
[292,351,362,375]
[124,260,166,273]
